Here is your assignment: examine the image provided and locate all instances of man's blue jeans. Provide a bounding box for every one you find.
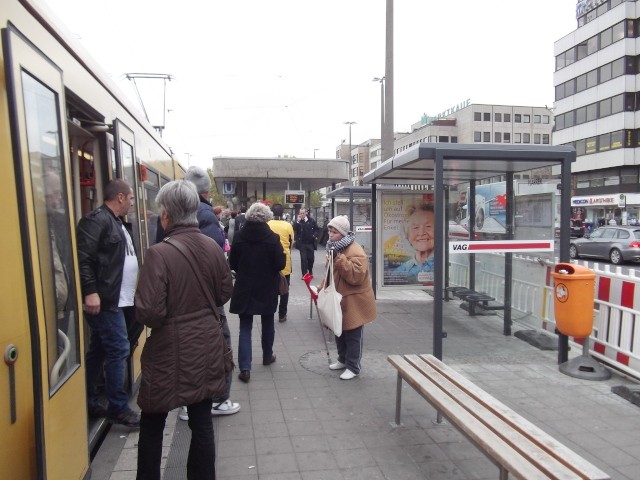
[85,308,130,415]
[238,314,275,371]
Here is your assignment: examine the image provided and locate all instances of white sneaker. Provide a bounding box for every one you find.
[211,399,241,416]
[178,406,189,421]
[340,369,358,380]
[329,361,346,370]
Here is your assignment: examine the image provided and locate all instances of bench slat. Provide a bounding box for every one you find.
[418,354,610,480]
[405,355,585,480]
[388,355,559,480]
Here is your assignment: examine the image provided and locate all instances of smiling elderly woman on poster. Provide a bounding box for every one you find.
[392,202,435,284]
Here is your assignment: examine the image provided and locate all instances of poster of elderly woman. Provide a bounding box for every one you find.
[382,194,435,286]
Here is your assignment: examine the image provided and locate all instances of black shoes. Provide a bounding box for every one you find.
[263,355,276,366]
[238,370,250,383]
[110,408,140,428]
[279,314,287,323]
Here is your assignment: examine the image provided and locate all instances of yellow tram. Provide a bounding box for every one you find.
[1,1,185,477]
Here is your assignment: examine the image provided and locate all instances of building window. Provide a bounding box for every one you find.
[534,115,541,124]
[576,106,587,125]
[523,114,531,123]
[483,132,490,142]
[601,28,613,49]
[586,137,597,154]
[556,114,565,130]
[514,114,521,123]
[504,113,511,122]
[474,131,481,142]
[611,130,624,149]
[438,136,449,143]
[600,98,612,117]
[483,112,490,121]
[534,133,541,144]
[474,112,481,121]
[586,103,597,122]
[611,94,624,114]
[514,133,521,144]
[523,133,531,143]
[504,133,511,143]
[621,167,638,184]
[600,63,612,83]
[542,115,550,124]
[495,113,502,122]
[542,134,550,144]
[494,132,502,143]
[451,136,458,143]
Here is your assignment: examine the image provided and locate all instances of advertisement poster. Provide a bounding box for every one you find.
[382,193,435,287]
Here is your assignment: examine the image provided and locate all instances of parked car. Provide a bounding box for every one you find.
[448,221,470,240]
[570,219,593,238]
[569,226,640,264]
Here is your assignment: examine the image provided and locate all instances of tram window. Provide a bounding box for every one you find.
[120,141,142,260]
[22,72,80,392]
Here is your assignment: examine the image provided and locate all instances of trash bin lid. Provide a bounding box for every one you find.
[551,262,596,279]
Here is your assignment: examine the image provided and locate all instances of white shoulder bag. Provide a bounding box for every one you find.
[316,253,343,337]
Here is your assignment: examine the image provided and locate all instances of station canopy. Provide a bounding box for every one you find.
[211,156,350,197]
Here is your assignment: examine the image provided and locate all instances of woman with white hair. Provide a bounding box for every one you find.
[229,202,286,383]
[135,180,233,479]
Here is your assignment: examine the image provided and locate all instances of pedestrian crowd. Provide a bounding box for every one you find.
[76,166,377,479]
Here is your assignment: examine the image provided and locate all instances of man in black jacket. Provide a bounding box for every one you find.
[77,179,140,427]
[294,207,318,277]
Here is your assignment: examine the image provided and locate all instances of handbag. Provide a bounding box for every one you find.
[278,272,289,295]
[316,253,343,337]
[224,238,230,252]
[164,236,235,373]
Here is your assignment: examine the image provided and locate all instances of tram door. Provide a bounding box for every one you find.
[1,26,88,479]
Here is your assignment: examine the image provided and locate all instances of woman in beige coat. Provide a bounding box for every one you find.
[321,215,376,380]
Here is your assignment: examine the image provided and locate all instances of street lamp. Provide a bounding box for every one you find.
[344,121,356,161]
[373,77,385,159]
[313,148,319,158]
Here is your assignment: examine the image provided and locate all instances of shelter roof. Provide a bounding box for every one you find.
[363,143,575,186]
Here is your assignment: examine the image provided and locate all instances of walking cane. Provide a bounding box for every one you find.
[303,273,332,365]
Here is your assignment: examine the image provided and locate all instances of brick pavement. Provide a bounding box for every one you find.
[92,250,640,480]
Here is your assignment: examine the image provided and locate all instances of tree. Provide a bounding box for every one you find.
[207,169,225,206]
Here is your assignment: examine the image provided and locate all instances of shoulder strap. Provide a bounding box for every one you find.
[164,236,220,322]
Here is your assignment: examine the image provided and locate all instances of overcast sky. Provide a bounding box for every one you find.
[44,0,578,169]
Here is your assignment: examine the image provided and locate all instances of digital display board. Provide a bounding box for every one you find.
[285,190,305,204]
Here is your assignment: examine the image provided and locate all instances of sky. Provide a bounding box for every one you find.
[43,0,579,170]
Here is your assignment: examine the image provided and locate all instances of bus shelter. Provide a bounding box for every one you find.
[363,143,575,361]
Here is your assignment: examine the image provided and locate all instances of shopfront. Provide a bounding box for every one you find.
[571,193,640,226]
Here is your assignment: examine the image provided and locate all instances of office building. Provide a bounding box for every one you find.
[553,0,639,225]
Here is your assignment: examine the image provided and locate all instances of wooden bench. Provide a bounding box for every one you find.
[388,354,610,480]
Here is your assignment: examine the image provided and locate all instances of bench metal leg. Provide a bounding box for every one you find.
[499,466,508,480]
[308,297,313,319]
[393,373,403,426]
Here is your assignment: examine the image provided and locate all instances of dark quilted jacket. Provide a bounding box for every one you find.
[135,225,233,413]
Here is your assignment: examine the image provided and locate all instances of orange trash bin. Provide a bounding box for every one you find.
[550,263,596,338]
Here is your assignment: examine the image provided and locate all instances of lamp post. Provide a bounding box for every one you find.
[344,121,356,161]
[313,148,319,158]
[373,77,385,159]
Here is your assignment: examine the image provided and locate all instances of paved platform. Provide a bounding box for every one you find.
[92,249,640,480]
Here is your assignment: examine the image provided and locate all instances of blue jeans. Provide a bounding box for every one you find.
[137,399,215,480]
[85,308,130,415]
[238,314,275,371]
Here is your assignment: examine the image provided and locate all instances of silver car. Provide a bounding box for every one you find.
[569,226,640,265]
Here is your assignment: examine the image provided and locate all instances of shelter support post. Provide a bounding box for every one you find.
[504,173,514,336]
[433,153,445,360]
